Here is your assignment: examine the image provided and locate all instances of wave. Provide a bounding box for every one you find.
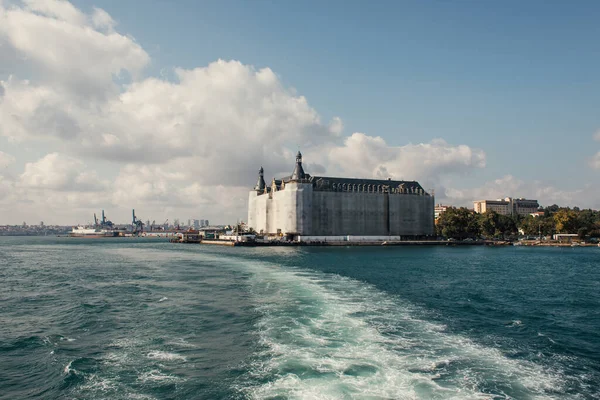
[146,351,186,362]
[138,369,184,383]
[196,254,567,400]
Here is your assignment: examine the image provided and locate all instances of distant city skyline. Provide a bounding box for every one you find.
[1,0,599,224]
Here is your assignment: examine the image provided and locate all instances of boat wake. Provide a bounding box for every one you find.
[211,255,568,400]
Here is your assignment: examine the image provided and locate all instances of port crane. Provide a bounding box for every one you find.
[93,210,113,228]
[131,209,144,233]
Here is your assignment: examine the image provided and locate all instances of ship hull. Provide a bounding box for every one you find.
[69,233,119,238]
[69,227,120,238]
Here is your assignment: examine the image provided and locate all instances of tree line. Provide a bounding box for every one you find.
[436,205,600,240]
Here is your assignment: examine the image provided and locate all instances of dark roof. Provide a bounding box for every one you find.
[309,176,426,193]
[254,167,266,191]
[253,151,428,194]
[290,151,306,180]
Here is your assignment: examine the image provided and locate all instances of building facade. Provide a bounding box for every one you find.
[473,197,540,216]
[248,152,435,238]
[434,204,451,220]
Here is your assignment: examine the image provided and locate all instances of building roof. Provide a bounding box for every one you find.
[255,151,429,195]
[254,166,266,191]
[290,151,307,180]
[309,176,425,193]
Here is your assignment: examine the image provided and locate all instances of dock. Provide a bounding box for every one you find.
[169,238,514,247]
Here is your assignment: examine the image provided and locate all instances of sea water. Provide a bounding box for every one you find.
[0,237,598,399]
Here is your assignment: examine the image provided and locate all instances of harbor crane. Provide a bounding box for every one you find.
[132,209,144,233]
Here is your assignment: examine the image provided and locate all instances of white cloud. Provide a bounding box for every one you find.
[590,152,600,170]
[0,1,149,97]
[594,130,600,142]
[328,116,344,136]
[0,150,15,168]
[0,174,13,200]
[445,174,600,210]
[23,0,86,25]
[91,7,116,32]
[328,134,486,183]
[0,0,492,223]
[19,152,107,191]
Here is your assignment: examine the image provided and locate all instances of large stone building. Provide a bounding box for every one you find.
[247,152,435,238]
[473,197,540,216]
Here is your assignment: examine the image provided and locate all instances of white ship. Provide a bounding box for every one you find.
[69,210,119,238]
[69,226,119,238]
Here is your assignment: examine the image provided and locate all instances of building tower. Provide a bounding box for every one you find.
[290,151,306,180]
[254,166,266,192]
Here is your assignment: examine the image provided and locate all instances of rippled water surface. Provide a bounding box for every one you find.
[1,237,599,399]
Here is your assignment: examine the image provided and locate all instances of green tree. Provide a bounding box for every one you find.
[519,215,539,236]
[478,211,499,238]
[478,211,517,239]
[498,214,518,239]
[554,209,579,233]
[436,207,480,240]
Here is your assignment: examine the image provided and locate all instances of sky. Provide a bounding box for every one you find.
[1,0,599,225]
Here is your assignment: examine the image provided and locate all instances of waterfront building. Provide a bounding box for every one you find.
[248,152,435,239]
[473,197,540,216]
[434,204,451,220]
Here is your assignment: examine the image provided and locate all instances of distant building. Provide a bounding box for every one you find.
[248,151,435,238]
[473,197,540,217]
[434,204,451,219]
[512,198,540,216]
[193,219,200,229]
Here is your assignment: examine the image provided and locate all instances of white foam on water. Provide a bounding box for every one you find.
[158,297,168,302]
[138,369,184,383]
[146,351,186,362]
[184,254,567,400]
[78,374,118,393]
[104,249,572,399]
[166,338,197,348]
[104,351,132,367]
[109,337,145,349]
[127,394,157,399]
[63,360,74,374]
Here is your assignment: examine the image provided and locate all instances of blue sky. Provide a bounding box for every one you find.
[73,0,600,186]
[0,0,599,224]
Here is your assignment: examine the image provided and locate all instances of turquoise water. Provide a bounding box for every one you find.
[0,237,599,399]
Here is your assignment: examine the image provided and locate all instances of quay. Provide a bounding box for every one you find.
[170,235,512,247]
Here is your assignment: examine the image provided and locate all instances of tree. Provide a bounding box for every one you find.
[477,211,517,239]
[545,204,560,215]
[436,207,480,240]
[478,211,499,238]
[497,214,518,239]
[554,209,579,233]
[519,215,539,236]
